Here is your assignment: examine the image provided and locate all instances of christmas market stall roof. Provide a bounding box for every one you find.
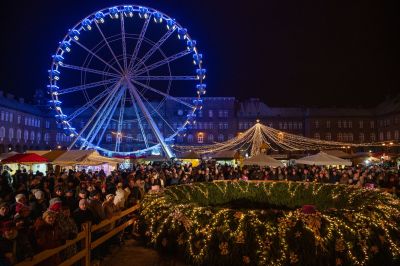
[211,150,239,160]
[28,150,67,161]
[0,152,19,161]
[243,153,284,168]
[1,153,48,164]
[321,150,353,159]
[178,151,201,159]
[295,152,352,166]
[52,150,123,166]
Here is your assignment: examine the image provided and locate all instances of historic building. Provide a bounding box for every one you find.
[0,90,399,154]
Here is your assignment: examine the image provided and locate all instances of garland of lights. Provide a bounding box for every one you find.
[140,181,400,266]
[173,122,399,156]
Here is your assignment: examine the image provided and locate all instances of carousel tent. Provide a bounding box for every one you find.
[243,153,284,168]
[1,153,48,164]
[295,152,352,166]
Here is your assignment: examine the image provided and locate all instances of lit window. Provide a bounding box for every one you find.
[197,133,204,143]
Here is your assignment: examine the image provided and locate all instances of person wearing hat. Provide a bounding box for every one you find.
[0,221,33,264]
[34,210,64,265]
[72,199,99,230]
[88,190,105,222]
[29,190,48,220]
[102,194,119,220]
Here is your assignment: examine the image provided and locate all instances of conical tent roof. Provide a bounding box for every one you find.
[243,153,284,168]
[295,152,352,166]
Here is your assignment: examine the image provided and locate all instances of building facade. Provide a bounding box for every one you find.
[0,90,399,154]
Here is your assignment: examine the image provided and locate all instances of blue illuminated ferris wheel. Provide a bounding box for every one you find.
[47,5,206,158]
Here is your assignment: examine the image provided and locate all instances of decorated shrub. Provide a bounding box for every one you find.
[140,181,400,265]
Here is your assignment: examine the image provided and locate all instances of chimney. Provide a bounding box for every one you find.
[19,98,25,103]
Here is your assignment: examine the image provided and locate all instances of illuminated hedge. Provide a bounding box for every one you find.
[139,181,400,265]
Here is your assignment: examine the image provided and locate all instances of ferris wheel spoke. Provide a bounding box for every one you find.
[126,80,173,157]
[57,78,119,95]
[68,80,122,150]
[66,83,117,122]
[127,16,151,70]
[94,22,124,73]
[133,50,192,76]
[127,88,149,148]
[82,86,125,149]
[130,27,176,73]
[115,89,127,152]
[131,79,195,109]
[59,64,120,78]
[72,40,122,75]
[137,89,176,133]
[120,15,128,70]
[133,75,197,81]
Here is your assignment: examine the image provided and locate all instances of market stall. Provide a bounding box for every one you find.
[243,153,284,168]
[178,151,201,167]
[1,153,48,173]
[211,150,240,166]
[295,152,352,167]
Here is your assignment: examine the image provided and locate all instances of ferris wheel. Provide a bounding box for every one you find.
[47,5,206,158]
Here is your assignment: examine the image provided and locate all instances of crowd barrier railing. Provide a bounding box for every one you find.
[15,204,140,266]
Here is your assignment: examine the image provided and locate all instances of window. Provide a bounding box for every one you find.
[279,122,283,129]
[386,131,391,140]
[359,133,365,142]
[17,129,21,141]
[359,121,363,128]
[379,132,384,141]
[37,132,41,143]
[30,131,35,141]
[288,122,292,130]
[44,133,49,143]
[325,133,331,141]
[219,122,224,130]
[208,110,213,118]
[283,122,287,130]
[46,121,50,129]
[187,134,194,143]
[218,110,224,118]
[348,133,353,142]
[5,112,8,122]
[314,120,319,128]
[343,121,347,128]
[370,121,375,128]
[314,133,320,139]
[338,120,342,128]
[370,133,376,142]
[0,127,5,138]
[394,130,399,140]
[17,115,21,124]
[106,134,112,143]
[24,130,28,141]
[0,111,4,121]
[293,122,297,130]
[337,133,342,141]
[198,110,203,118]
[9,113,13,123]
[8,128,14,140]
[348,121,352,128]
[208,134,214,142]
[197,133,204,143]
[326,121,331,128]
[218,134,224,142]
[298,122,303,129]
[198,122,203,130]
[223,110,228,117]
[208,122,213,129]
[223,122,228,129]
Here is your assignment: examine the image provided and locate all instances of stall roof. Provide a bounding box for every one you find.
[1,153,48,164]
[52,150,122,166]
[27,150,67,161]
[243,153,284,168]
[295,152,352,166]
[321,150,353,159]
[0,152,19,161]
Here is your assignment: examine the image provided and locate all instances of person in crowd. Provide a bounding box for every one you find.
[0,221,33,265]
[73,199,99,230]
[88,190,106,222]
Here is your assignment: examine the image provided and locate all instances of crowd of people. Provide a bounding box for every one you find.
[0,160,399,265]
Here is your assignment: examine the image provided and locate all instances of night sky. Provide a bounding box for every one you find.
[0,0,398,107]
